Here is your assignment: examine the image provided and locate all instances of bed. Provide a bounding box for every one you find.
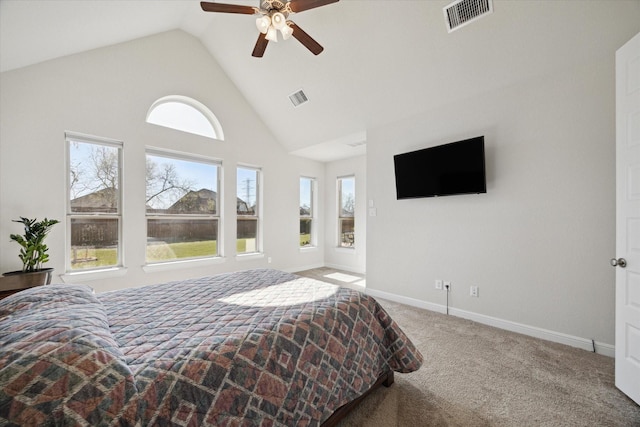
[0,268,422,426]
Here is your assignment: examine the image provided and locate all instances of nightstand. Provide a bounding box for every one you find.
[0,274,46,300]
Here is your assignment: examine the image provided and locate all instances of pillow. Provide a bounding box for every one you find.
[0,284,138,426]
[0,283,96,319]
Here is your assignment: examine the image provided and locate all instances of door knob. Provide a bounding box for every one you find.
[610,258,627,268]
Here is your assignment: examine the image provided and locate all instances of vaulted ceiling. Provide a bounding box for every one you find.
[1,0,638,161]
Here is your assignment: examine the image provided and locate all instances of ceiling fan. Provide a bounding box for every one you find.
[200,0,339,57]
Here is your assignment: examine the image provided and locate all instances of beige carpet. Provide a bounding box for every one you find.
[295,269,640,427]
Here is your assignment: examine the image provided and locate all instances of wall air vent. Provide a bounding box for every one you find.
[444,0,493,33]
[289,89,309,107]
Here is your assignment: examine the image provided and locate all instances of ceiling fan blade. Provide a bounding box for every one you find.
[252,33,269,57]
[200,1,257,14]
[288,0,339,13]
[289,23,324,55]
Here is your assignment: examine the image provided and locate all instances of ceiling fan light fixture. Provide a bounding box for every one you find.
[280,24,293,40]
[265,26,279,42]
[270,12,286,30]
[200,0,341,57]
[256,15,271,34]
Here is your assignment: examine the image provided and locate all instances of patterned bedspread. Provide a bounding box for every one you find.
[0,284,138,426]
[1,269,422,426]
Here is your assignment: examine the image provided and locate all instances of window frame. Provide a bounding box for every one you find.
[300,176,316,248]
[145,147,222,265]
[65,132,124,273]
[236,165,262,256]
[337,175,356,249]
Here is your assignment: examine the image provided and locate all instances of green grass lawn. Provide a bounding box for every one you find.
[70,247,118,270]
[72,235,314,269]
[146,240,218,263]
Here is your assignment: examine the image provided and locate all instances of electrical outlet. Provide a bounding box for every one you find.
[470,286,479,297]
[435,280,443,290]
[444,281,451,291]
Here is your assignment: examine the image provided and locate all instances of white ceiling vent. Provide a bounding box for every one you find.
[289,89,309,107]
[444,0,493,33]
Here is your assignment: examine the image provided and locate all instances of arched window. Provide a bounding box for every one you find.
[146,95,224,141]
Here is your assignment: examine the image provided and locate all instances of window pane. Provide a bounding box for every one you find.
[237,168,258,215]
[69,141,119,214]
[300,177,314,248]
[67,134,122,273]
[339,218,355,248]
[338,176,355,248]
[237,167,259,254]
[300,177,312,216]
[69,218,119,270]
[147,101,217,139]
[145,152,220,265]
[237,218,257,253]
[146,218,218,262]
[146,154,218,215]
[340,177,355,218]
[146,96,224,141]
[300,219,312,247]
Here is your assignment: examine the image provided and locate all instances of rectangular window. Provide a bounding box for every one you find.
[67,133,122,271]
[338,176,355,248]
[300,177,315,247]
[237,166,261,254]
[145,150,220,263]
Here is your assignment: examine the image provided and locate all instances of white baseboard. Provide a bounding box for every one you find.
[365,288,615,358]
[324,262,366,275]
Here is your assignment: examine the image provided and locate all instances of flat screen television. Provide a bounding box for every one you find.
[394,136,486,199]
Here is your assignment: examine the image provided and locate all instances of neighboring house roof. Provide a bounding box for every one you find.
[70,188,117,212]
[168,188,216,214]
[71,187,253,215]
[168,189,253,214]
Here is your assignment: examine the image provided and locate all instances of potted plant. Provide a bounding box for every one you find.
[3,216,59,286]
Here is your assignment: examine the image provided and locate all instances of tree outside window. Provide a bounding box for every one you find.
[67,134,122,271]
[145,151,220,263]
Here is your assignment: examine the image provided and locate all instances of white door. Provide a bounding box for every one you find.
[615,31,640,405]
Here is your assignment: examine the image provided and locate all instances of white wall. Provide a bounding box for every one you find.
[324,155,366,274]
[0,30,325,292]
[366,45,627,347]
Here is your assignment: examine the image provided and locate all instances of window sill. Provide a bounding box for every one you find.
[61,267,128,283]
[143,257,226,273]
[300,246,318,253]
[235,253,264,262]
